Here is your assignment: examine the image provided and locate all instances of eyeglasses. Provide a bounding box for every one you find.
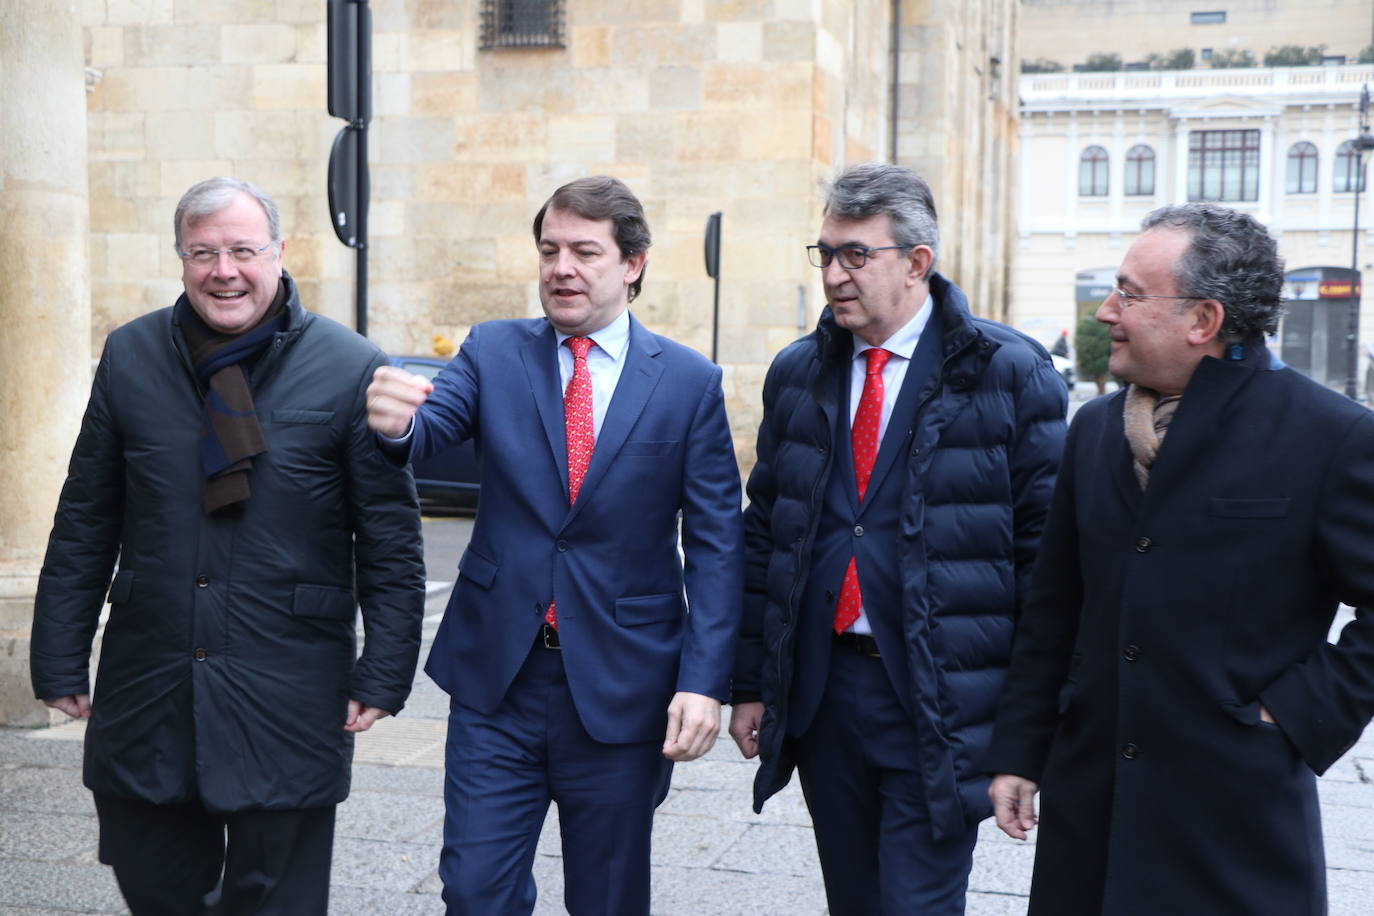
[807,243,909,270]
[1110,286,1201,308]
[178,243,274,267]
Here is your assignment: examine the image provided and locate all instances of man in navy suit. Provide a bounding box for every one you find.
[728,163,1065,914]
[366,175,743,915]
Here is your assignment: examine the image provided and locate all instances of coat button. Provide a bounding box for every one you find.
[1135,537,1151,553]
[193,648,207,661]
[854,525,864,537]
[1123,645,1140,661]
[195,575,209,588]
[1122,742,1139,759]
[556,540,569,552]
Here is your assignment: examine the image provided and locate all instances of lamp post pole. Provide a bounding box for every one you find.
[1347,84,1373,400]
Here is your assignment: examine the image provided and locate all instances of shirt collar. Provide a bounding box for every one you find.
[852,294,933,362]
[554,308,631,362]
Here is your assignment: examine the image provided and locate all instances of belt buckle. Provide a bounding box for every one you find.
[541,623,561,650]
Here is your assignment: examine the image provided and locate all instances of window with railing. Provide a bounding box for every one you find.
[1335,139,1368,193]
[1286,141,1318,194]
[1079,145,1109,196]
[479,0,565,50]
[1187,129,1259,201]
[1124,145,1156,196]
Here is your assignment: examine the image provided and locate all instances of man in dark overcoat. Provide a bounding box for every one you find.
[30,177,425,914]
[987,202,1374,914]
[727,163,1066,914]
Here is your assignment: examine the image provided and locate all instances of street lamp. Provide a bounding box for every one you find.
[1346,83,1374,400]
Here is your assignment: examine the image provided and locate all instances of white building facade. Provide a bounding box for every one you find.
[1012,64,1374,391]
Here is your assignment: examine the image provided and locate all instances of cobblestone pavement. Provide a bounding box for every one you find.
[3,516,1372,914]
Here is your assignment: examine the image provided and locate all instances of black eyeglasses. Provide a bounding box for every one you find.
[807,243,909,270]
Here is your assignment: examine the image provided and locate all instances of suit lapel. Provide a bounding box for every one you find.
[519,323,570,497]
[566,315,664,522]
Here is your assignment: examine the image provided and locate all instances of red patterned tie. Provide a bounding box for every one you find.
[546,336,596,629]
[833,347,892,634]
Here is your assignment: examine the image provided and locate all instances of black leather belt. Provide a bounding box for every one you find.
[833,630,880,657]
[537,622,561,650]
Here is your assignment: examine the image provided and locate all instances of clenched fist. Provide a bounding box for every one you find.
[366,365,435,438]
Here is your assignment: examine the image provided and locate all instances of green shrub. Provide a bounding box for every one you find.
[1075,314,1113,393]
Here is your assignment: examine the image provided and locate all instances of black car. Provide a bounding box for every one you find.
[388,355,479,513]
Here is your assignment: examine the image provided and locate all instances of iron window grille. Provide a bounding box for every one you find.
[480,0,565,50]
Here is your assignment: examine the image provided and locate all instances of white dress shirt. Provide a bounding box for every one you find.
[845,295,933,635]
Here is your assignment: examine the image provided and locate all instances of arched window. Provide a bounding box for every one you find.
[1335,139,1367,193]
[1079,145,1109,197]
[1124,145,1155,196]
[1286,141,1318,194]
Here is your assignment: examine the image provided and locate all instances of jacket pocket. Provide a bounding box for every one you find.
[618,440,678,457]
[1207,497,1291,519]
[292,584,356,620]
[106,569,134,605]
[457,548,498,589]
[272,408,335,425]
[614,593,682,626]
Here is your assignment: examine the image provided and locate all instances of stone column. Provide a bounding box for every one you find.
[0,0,91,725]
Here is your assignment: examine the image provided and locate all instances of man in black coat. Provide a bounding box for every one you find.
[30,177,425,915]
[988,202,1374,914]
[728,163,1065,914]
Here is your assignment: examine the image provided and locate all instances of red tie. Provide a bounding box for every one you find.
[546,336,596,629]
[833,347,891,634]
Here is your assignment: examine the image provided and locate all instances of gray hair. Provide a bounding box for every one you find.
[173,176,282,252]
[823,163,940,270]
[1140,203,1285,341]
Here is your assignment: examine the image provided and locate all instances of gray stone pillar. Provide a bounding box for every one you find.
[0,0,92,725]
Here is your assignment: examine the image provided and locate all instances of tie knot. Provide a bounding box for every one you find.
[566,336,593,360]
[864,347,892,375]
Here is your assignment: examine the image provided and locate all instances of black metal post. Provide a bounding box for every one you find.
[354,1,371,338]
[1348,84,1372,400]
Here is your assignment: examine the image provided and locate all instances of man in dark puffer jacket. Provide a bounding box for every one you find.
[728,163,1066,914]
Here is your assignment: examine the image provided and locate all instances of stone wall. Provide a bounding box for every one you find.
[77,0,1018,468]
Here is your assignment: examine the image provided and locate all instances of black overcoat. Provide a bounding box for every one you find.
[31,276,425,812]
[988,348,1374,914]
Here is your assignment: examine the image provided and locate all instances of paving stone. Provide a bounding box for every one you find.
[0,812,97,862]
[326,885,442,915]
[647,863,827,915]
[0,731,85,768]
[329,836,441,893]
[650,812,750,868]
[348,763,445,797]
[0,861,126,912]
[714,822,820,877]
[0,767,94,817]
[336,788,443,843]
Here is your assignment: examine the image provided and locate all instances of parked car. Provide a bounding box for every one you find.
[388,355,479,513]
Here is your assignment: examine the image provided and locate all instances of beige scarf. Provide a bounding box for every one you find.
[1123,385,1181,490]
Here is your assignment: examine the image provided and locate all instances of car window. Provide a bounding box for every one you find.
[399,360,442,381]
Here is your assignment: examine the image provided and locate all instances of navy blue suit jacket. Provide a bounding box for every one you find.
[401,315,744,745]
